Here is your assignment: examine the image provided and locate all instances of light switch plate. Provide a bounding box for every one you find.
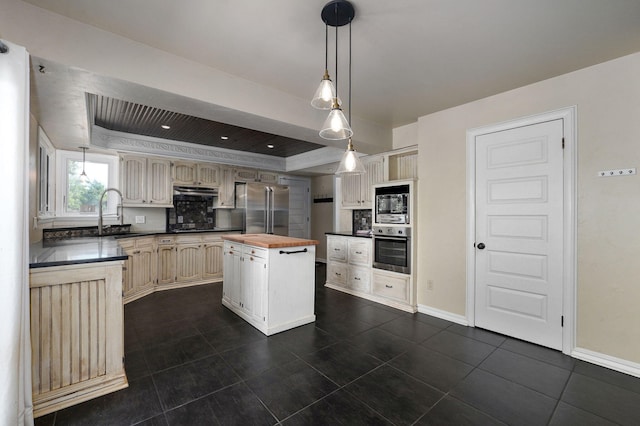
[598,168,636,177]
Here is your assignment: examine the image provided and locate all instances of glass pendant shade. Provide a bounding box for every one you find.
[319,100,353,140]
[336,138,365,174]
[311,70,338,110]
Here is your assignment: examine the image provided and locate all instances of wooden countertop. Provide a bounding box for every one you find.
[222,234,319,249]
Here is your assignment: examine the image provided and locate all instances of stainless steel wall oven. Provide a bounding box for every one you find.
[372,226,411,274]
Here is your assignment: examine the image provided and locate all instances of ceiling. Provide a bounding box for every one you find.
[23,0,640,167]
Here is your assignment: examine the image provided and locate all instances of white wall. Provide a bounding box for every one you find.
[416,51,640,364]
[392,122,418,149]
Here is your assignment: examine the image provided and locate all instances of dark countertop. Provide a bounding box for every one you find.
[29,237,128,269]
[114,228,243,239]
[325,231,372,239]
[31,228,244,268]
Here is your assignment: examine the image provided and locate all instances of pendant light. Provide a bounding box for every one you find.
[79,146,89,182]
[311,25,337,110]
[335,19,365,174]
[317,0,353,141]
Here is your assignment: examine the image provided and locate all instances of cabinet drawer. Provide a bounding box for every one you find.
[372,271,409,303]
[243,245,267,259]
[348,239,371,266]
[327,262,348,286]
[349,266,370,293]
[327,237,347,262]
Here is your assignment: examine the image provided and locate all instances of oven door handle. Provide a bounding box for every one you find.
[373,235,409,241]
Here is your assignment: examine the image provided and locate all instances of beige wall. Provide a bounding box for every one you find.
[417,51,640,363]
[392,122,418,149]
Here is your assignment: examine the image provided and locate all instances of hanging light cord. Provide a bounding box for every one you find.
[324,24,328,72]
[348,19,352,125]
[334,1,339,103]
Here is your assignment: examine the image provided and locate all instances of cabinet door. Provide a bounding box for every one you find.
[197,164,220,187]
[257,170,279,184]
[120,155,146,205]
[217,166,235,208]
[147,158,172,205]
[340,174,362,208]
[119,240,135,297]
[157,244,177,285]
[246,254,268,322]
[132,242,156,291]
[349,265,371,293]
[173,161,198,186]
[203,241,224,280]
[223,243,241,306]
[361,156,385,208]
[327,261,348,287]
[234,167,258,182]
[176,243,203,282]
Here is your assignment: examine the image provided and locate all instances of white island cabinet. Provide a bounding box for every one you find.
[222,234,318,336]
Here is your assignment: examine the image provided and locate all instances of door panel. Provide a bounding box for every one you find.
[475,119,563,350]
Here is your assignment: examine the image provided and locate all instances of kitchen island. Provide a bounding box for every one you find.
[221,234,318,335]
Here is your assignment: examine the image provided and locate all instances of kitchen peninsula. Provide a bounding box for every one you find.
[221,234,318,336]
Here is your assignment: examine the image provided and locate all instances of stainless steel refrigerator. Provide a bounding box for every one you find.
[234,182,289,236]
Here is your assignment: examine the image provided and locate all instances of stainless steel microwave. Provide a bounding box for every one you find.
[375,184,410,224]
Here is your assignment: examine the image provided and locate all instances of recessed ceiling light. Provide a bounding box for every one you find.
[267,144,275,149]
[220,136,229,140]
[161,125,171,130]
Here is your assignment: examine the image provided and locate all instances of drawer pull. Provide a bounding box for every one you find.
[335,272,341,276]
[334,248,341,251]
[279,248,308,255]
[355,251,362,254]
[385,284,393,288]
[354,277,361,280]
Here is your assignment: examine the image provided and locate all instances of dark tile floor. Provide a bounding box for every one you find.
[36,264,640,425]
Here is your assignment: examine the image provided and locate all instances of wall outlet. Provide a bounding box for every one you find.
[427,280,434,291]
[135,215,146,224]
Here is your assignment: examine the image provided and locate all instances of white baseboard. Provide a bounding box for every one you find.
[417,304,469,326]
[572,347,640,379]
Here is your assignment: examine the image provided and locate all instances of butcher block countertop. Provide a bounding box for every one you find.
[222,233,319,249]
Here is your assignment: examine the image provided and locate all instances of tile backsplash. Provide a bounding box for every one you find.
[353,209,372,232]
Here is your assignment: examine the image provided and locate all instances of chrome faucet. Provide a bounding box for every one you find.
[98,188,124,236]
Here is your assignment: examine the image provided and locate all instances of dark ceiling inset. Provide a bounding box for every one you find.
[91,94,324,158]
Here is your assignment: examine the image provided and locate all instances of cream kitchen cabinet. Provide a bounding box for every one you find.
[222,235,317,335]
[217,166,236,208]
[325,234,416,313]
[173,161,220,187]
[120,236,157,303]
[202,234,224,281]
[326,235,371,294]
[119,154,172,207]
[30,261,127,417]
[175,235,203,282]
[156,236,176,285]
[234,167,279,184]
[340,155,385,209]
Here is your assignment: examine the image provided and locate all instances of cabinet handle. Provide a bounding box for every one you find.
[354,277,361,280]
[133,250,140,254]
[334,248,340,251]
[335,272,341,276]
[355,251,362,254]
[385,284,393,288]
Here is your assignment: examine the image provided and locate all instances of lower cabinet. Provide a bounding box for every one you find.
[222,240,316,335]
[29,261,127,417]
[325,235,416,313]
[120,236,156,302]
[120,232,237,304]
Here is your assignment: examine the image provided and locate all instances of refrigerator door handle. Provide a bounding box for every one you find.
[270,187,275,234]
[264,187,270,234]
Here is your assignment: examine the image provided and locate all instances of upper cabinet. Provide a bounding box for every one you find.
[217,166,236,208]
[173,161,219,187]
[341,155,385,209]
[388,149,418,181]
[119,154,173,207]
[234,167,279,184]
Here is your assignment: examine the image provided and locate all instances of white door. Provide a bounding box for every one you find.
[475,119,564,350]
[280,176,310,238]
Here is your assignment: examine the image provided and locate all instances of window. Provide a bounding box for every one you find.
[37,128,55,217]
[56,150,119,217]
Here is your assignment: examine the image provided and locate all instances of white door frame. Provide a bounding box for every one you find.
[465,106,577,355]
